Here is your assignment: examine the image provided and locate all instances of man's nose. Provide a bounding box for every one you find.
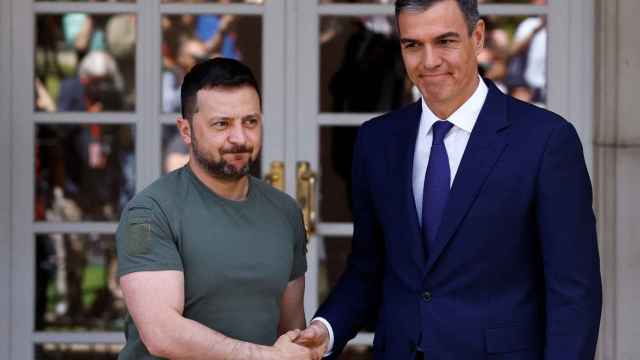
[422,45,442,69]
[227,122,247,144]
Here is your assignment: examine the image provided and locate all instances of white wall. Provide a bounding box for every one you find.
[595,0,640,359]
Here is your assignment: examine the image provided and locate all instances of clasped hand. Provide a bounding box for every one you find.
[272,321,330,360]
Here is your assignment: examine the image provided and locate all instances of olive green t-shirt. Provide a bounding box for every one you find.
[116,166,307,359]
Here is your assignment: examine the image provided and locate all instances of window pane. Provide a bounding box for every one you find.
[319,0,544,3]
[318,236,375,332]
[338,346,373,360]
[35,234,126,332]
[162,125,190,174]
[35,344,123,360]
[36,0,133,2]
[162,0,263,3]
[481,0,545,3]
[320,16,415,113]
[161,14,262,113]
[35,14,136,112]
[320,126,356,222]
[35,124,136,222]
[480,15,547,105]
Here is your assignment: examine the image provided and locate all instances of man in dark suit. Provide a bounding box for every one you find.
[296,1,602,359]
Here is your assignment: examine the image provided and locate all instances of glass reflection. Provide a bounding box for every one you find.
[162,14,262,113]
[479,15,547,105]
[320,16,413,113]
[36,0,133,2]
[318,236,351,305]
[35,344,123,360]
[35,14,136,112]
[320,0,544,3]
[338,346,373,360]
[162,0,263,3]
[320,126,356,222]
[35,234,126,332]
[318,236,376,332]
[35,125,136,222]
[480,0,545,3]
[162,125,190,174]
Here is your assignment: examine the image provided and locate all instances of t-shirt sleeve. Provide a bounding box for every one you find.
[116,197,183,277]
[289,207,308,281]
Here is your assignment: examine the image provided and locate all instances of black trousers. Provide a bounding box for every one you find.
[415,351,424,360]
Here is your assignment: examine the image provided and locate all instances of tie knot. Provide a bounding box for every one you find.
[431,121,454,145]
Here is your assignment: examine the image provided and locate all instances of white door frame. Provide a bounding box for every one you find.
[6,0,596,357]
[1,0,13,357]
[9,0,287,358]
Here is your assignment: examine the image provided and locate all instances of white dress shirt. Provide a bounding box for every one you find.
[413,76,488,222]
[315,77,489,356]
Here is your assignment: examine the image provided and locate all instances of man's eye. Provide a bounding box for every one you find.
[440,39,456,45]
[403,42,418,49]
[212,121,228,129]
[243,118,259,127]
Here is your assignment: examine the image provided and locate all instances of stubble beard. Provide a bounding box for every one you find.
[191,130,256,181]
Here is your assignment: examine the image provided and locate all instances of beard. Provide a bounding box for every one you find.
[191,131,256,181]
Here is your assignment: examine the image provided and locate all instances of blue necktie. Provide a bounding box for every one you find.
[422,121,454,259]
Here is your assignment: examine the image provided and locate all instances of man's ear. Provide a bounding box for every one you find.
[176,117,192,145]
[474,19,486,54]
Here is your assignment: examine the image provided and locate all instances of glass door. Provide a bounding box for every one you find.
[11,0,286,358]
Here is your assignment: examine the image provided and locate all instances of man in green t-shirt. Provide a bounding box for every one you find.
[116,58,313,359]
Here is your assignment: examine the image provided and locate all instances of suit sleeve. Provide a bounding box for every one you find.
[314,123,386,356]
[536,120,602,360]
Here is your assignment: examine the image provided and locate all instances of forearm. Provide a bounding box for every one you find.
[145,312,275,360]
[278,310,306,336]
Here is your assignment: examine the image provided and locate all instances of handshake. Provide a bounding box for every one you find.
[270,321,331,360]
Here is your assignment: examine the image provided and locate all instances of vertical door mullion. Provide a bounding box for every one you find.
[547,0,570,119]
[137,0,162,189]
[296,0,321,321]
[11,0,35,358]
[263,0,286,180]
[284,0,299,196]
[1,0,13,357]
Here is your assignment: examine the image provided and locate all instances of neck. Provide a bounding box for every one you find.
[188,161,250,201]
[427,75,480,119]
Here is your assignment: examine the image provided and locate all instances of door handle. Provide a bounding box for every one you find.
[264,161,285,191]
[296,161,317,237]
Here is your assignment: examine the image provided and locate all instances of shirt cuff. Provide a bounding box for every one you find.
[311,317,334,357]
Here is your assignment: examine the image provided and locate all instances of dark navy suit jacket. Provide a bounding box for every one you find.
[316,80,602,360]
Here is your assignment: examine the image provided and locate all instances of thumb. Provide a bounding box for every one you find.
[298,325,320,342]
[284,329,301,341]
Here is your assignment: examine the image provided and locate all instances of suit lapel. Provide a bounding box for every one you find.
[387,101,425,273]
[424,81,511,275]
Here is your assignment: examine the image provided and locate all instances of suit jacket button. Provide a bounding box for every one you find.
[422,291,432,302]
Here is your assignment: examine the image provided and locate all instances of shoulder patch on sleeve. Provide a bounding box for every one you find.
[126,219,151,256]
[124,207,153,256]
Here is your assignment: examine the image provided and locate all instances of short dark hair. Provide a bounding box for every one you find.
[180,57,261,122]
[395,0,480,35]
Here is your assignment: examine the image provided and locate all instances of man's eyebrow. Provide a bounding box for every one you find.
[435,32,461,40]
[241,113,261,119]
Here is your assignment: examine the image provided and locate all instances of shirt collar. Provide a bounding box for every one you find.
[420,76,488,134]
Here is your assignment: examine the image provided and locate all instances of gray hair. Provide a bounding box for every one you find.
[395,0,480,35]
